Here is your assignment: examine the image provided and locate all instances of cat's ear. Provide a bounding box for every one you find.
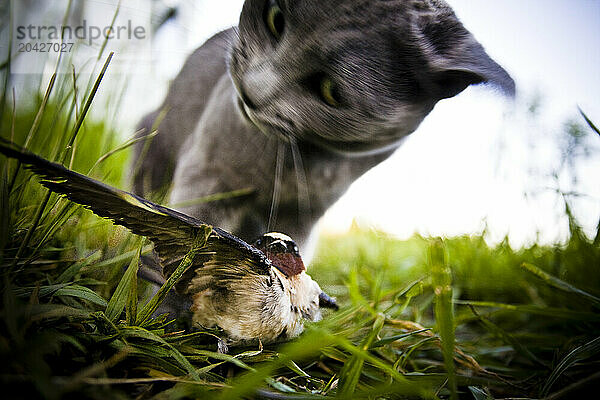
[428,42,516,100]
[417,11,516,100]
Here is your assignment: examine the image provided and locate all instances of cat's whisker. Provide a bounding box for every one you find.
[268,140,286,232]
[290,138,311,225]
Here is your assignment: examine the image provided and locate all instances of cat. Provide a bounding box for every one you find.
[133,0,514,254]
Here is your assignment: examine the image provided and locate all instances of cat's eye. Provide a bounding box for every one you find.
[320,77,341,107]
[265,0,285,40]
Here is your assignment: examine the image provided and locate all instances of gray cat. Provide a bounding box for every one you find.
[133,0,514,252]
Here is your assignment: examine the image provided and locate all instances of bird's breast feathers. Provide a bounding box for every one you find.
[189,266,323,342]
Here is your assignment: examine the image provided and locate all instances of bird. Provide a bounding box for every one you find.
[191,231,338,342]
[0,138,338,343]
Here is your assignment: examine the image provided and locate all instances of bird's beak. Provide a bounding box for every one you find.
[319,291,339,310]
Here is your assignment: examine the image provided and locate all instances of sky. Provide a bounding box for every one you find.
[11,0,600,247]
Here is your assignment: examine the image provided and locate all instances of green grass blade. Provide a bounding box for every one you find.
[12,191,52,269]
[61,52,114,164]
[333,334,438,398]
[468,386,494,400]
[54,284,108,307]
[105,245,141,322]
[0,165,9,259]
[541,336,600,397]
[370,328,431,349]
[8,73,57,191]
[22,75,57,150]
[119,326,201,381]
[136,226,211,325]
[97,1,121,61]
[183,348,254,370]
[346,266,376,315]
[29,304,92,322]
[430,238,457,400]
[383,277,425,313]
[55,250,102,283]
[285,360,310,378]
[126,253,138,325]
[337,313,385,398]
[31,201,79,256]
[13,283,70,299]
[455,300,600,321]
[88,130,158,175]
[468,305,547,368]
[579,107,600,137]
[131,109,168,190]
[217,329,337,400]
[521,262,600,307]
[87,245,152,272]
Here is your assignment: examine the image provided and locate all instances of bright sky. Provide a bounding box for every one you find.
[39,0,598,247]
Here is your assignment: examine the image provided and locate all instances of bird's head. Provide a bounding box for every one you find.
[253,232,305,277]
[253,232,338,311]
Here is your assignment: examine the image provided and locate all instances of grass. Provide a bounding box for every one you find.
[1,19,600,400]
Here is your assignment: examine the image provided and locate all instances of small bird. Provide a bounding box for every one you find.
[0,138,337,343]
[191,231,338,342]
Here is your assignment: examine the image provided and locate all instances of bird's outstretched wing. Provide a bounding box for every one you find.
[0,138,271,279]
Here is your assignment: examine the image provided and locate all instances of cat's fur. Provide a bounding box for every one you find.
[133,0,514,252]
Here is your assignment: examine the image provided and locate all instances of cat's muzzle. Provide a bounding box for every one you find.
[236,95,292,143]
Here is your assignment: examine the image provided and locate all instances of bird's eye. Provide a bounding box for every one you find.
[255,238,264,247]
[265,0,285,40]
[320,77,341,107]
[292,244,300,256]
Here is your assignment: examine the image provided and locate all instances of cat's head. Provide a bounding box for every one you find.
[229,0,514,155]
